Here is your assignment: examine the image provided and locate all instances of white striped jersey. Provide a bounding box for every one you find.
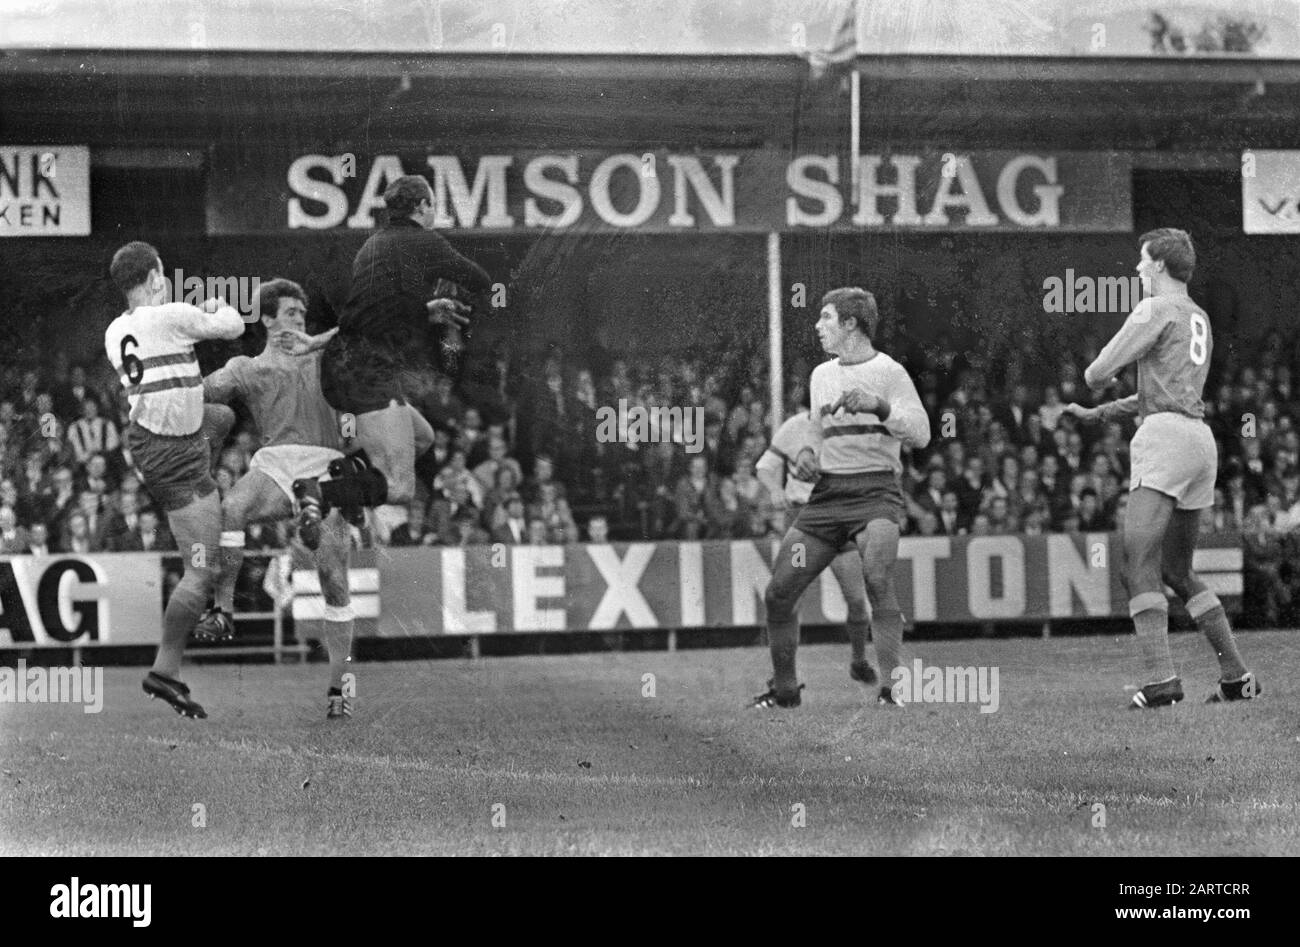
[104,302,245,436]
[807,352,930,475]
[758,411,818,504]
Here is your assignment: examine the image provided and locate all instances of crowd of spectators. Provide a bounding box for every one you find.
[2,322,1298,625]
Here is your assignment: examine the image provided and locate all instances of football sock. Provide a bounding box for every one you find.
[1186,590,1248,681]
[847,618,871,664]
[768,616,800,696]
[216,530,245,614]
[322,607,355,692]
[153,581,208,679]
[1130,593,1176,683]
[872,609,904,681]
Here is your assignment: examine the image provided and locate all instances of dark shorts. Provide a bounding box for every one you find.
[790,471,905,547]
[319,332,411,416]
[125,422,217,513]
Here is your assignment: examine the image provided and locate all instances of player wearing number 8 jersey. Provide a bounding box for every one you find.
[103,241,245,719]
[1065,228,1259,709]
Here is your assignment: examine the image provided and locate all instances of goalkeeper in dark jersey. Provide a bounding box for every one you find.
[280,174,491,539]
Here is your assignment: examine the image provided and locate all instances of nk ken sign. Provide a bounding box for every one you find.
[0,145,90,237]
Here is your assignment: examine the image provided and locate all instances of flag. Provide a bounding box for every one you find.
[802,0,859,81]
[798,1,864,203]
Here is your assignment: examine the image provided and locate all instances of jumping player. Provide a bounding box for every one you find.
[284,174,491,540]
[198,279,359,718]
[752,288,929,709]
[103,241,245,719]
[755,404,877,687]
[1065,228,1259,708]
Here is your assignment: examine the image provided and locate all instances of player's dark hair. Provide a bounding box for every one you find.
[109,241,161,295]
[383,175,434,220]
[257,278,308,322]
[1139,228,1195,283]
[821,287,879,339]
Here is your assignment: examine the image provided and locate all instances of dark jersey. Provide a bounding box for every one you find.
[339,217,491,353]
[1084,295,1211,422]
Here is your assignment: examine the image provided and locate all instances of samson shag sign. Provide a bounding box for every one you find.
[207,149,1132,235]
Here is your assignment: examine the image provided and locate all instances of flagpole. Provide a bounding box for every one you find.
[850,67,860,207]
[767,231,784,429]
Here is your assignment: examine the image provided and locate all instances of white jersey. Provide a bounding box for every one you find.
[758,411,818,504]
[807,351,930,475]
[104,302,245,436]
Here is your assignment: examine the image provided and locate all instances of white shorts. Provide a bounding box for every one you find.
[248,445,344,502]
[1129,412,1217,510]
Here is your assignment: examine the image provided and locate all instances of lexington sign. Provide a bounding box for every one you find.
[207,148,1132,235]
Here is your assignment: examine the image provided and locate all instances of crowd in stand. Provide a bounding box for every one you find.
[2,325,1298,625]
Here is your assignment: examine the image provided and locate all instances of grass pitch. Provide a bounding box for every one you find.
[2,631,1297,856]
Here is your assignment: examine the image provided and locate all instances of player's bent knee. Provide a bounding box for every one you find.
[318,595,351,616]
[178,566,216,591]
[845,598,870,621]
[764,582,797,622]
[220,498,251,530]
[381,471,410,505]
[318,570,350,606]
[863,569,894,597]
[1161,569,1192,599]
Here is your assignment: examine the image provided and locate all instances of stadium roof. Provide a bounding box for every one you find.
[3,0,1300,58]
[5,2,1300,159]
[5,47,1300,158]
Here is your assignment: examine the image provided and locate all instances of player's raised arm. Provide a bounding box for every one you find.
[882,363,930,450]
[1084,298,1163,389]
[276,326,338,357]
[165,300,246,342]
[423,229,492,293]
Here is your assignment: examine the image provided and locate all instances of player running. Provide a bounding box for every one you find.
[198,278,360,718]
[752,288,929,709]
[103,241,245,719]
[281,174,491,541]
[755,403,877,687]
[1066,228,1259,709]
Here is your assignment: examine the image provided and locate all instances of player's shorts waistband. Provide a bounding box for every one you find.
[816,471,900,485]
[1137,411,1210,434]
[127,420,200,441]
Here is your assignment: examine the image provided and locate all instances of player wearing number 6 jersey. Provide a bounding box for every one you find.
[1066,228,1259,709]
[103,241,245,719]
